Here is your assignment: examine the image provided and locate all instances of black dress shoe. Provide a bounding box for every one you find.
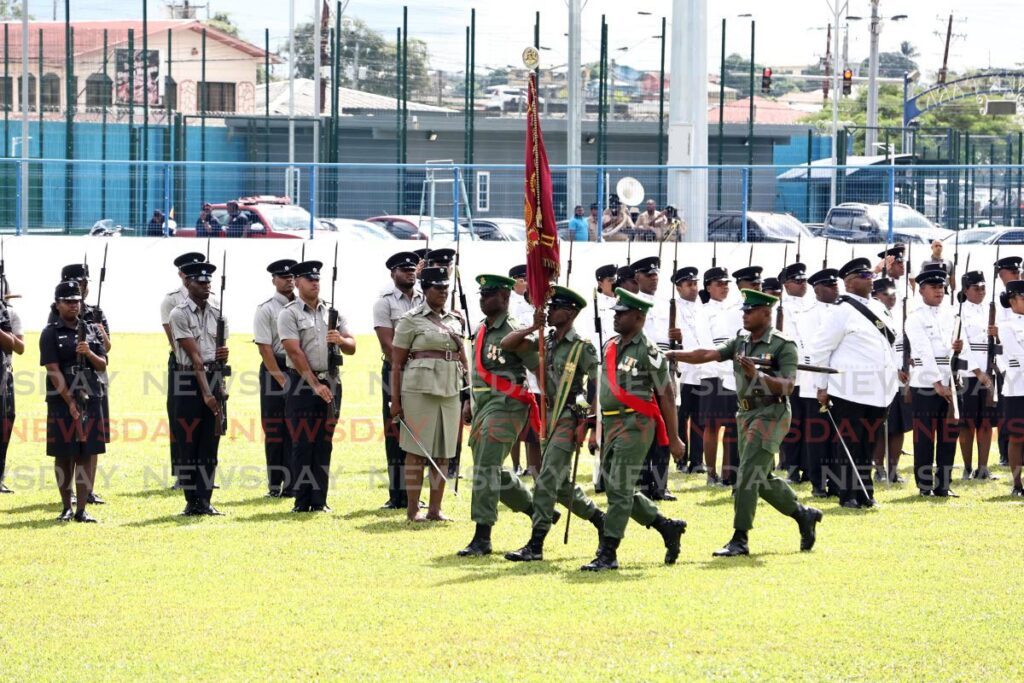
[1011,486,1024,497]
[74,510,98,523]
[291,505,311,513]
[380,500,402,510]
[202,504,225,516]
[310,505,332,513]
[658,492,678,502]
[87,492,105,505]
[0,482,13,493]
[918,489,933,497]
[280,490,296,498]
[840,499,861,509]
[689,463,707,474]
[933,489,959,498]
[179,503,203,517]
[58,507,74,522]
[266,490,282,498]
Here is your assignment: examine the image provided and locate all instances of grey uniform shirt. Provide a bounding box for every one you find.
[253,292,293,357]
[372,284,424,331]
[169,298,226,368]
[160,286,189,325]
[278,299,349,372]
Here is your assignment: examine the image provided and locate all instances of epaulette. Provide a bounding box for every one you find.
[282,299,301,309]
[771,329,793,343]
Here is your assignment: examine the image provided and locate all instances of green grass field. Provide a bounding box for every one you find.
[2,333,1023,681]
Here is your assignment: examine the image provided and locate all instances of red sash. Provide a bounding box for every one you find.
[474,324,541,433]
[605,339,669,446]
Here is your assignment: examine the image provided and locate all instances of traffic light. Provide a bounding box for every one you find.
[761,67,773,95]
[842,68,853,95]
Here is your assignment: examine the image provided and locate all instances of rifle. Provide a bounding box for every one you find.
[328,242,343,377]
[986,245,1003,407]
[566,229,574,287]
[947,254,970,422]
[73,318,91,442]
[92,243,108,326]
[795,232,802,265]
[626,234,632,266]
[950,227,960,306]
[823,237,829,269]
[668,236,680,381]
[591,287,605,494]
[901,240,912,404]
[776,244,787,331]
[747,357,838,374]
[205,237,211,262]
[449,234,471,330]
[748,243,754,268]
[214,252,230,436]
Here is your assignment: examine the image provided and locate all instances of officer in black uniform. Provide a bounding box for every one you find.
[168,261,229,516]
[0,281,24,493]
[278,261,357,513]
[254,259,297,497]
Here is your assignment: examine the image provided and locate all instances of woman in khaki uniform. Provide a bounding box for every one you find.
[390,267,468,522]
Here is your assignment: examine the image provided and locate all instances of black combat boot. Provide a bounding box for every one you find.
[580,536,620,571]
[589,509,605,539]
[521,505,560,525]
[650,514,687,565]
[712,529,750,557]
[792,504,823,552]
[457,523,493,557]
[504,526,549,562]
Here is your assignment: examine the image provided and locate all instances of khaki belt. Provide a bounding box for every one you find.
[738,396,784,411]
[409,350,459,361]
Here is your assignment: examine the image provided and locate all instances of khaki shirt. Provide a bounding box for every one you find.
[634,210,667,234]
[599,331,669,410]
[253,292,293,357]
[160,286,188,325]
[393,304,464,397]
[169,297,226,368]
[602,209,634,242]
[372,284,424,330]
[717,327,798,412]
[277,299,349,373]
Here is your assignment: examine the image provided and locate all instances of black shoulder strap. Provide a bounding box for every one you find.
[839,295,896,345]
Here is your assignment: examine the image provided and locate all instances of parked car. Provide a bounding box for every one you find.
[481,85,543,113]
[821,202,953,244]
[366,215,479,243]
[319,218,397,241]
[461,218,526,241]
[707,211,814,243]
[942,226,1024,245]
[173,196,321,239]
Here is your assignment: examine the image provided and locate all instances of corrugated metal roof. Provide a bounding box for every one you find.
[257,78,454,116]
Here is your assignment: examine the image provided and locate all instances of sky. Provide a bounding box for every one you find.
[60,0,1023,80]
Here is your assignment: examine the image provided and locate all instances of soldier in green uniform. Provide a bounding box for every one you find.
[667,289,823,557]
[581,289,688,572]
[498,285,606,561]
[457,274,557,557]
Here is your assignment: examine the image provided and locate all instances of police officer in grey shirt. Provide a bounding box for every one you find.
[161,252,206,488]
[168,260,229,516]
[372,251,423,510]
[278,260,356,513]
[254,259,297,498]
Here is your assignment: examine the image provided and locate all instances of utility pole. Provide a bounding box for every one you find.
[865,0,881,150]
[566,0,582,217]
[288,0,296,192]
[937,13,953,84]
[828,0,847,207]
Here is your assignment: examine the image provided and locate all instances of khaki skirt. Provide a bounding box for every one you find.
[399,391,461,460]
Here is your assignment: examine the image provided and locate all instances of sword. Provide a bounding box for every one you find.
[394,416,459,496]
[823,402,871,503]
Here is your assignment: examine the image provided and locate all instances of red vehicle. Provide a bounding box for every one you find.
[174,196,323,239]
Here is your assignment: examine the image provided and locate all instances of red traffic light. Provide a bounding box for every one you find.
[761,67,773,94]
[762,67,772,78]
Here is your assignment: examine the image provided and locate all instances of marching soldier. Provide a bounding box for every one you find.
[168,261,228,516]
[806,258,899,509]
[253,259,297,498]
[40,281,109,522]
[997,280,1024,496]
[957,270,998,480]
[500,286,607,561]
[278,260,356,513]
[671,266,711,474]
[668,288,822,557]
[0,281,24,493]
[871,277,910,484]
[54,263,111,505]
[797,268,840,497]
[457,274,548,557]
[161,252,206,488]
[372,251,424,509]
[904,266,966,498]
[581,288,687,571]
[633,255,675,500]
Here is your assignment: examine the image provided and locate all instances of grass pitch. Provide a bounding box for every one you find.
[1,333,1022,681]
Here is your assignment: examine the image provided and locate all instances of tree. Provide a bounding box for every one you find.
[207,12,241,38]
[899,41,919,60]
[859,51,918,80]
[278,18,430,98]
[0,1,28,19]
[720,53,797,98]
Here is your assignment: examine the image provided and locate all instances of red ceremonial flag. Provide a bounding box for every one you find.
[524,72,560,309]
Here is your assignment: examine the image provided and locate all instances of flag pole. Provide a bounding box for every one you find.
[530,70,548,444]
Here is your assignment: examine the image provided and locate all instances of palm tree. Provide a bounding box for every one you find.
[899,41,920,59]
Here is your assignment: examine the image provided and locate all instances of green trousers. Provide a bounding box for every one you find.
[468,405,534,526]
[602,413,660,539]
[734,409,799,531]
[531,413,598,533]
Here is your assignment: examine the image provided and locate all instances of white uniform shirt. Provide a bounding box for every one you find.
[594,292,617,350]
[510,291,540,393]
[999,311,1024,397]
[960,299,990,380]
[643,293,670,349]
[904,303,975,389]
[795,299,830,399]
[676,296,712,387]
[708,299,742,391]
[806,293,899,407]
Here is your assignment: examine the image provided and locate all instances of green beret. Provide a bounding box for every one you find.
[740,287,778,310]
[611,287,654,313]
[549,285,587,310]
[476,274,515,291]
